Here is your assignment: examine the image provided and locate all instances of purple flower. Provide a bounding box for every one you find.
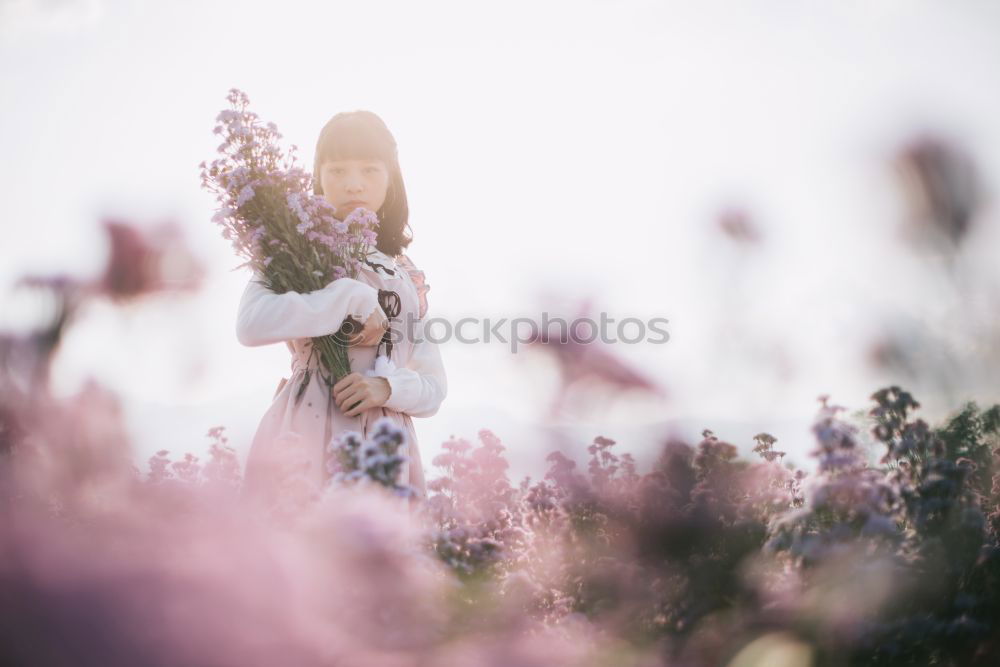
[236,184,255,208]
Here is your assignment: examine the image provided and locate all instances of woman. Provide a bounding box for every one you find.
[236,110,447,511]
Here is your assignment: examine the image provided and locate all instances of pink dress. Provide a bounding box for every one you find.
[235,246,446,509]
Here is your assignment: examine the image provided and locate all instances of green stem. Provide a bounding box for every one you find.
[292,334,352,407]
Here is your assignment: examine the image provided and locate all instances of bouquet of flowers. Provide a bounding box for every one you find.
[199,88,384,404]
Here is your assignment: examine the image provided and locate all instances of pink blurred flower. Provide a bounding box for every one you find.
[893,133,980,251]
[97,219,204,301]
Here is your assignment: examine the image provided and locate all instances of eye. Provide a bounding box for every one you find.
[364,166,379,174]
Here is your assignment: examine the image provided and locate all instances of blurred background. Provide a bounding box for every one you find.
[2,0,999,478]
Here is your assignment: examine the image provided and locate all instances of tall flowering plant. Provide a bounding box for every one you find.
[199,88,380,404]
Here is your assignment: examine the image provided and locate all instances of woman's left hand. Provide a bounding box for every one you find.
[332,372,391,417]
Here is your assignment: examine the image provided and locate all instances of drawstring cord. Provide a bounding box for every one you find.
[376,288,401,360]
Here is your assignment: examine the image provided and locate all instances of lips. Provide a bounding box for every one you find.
[345,200,367,208]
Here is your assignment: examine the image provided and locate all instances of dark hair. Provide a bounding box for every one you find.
[312,111,413,257]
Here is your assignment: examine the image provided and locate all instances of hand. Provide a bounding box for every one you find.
[341,309,389,347]
[332,372,391,417]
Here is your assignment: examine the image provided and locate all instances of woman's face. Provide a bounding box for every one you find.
[319,158,390,221]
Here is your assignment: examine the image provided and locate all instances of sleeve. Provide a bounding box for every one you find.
[235,271,382,347]
[380,316,448,418]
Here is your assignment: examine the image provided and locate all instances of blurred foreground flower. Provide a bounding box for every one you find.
[98,218,204,300]
[4,219,203,395]
[523,295,668,418]
[893,133,980,253]
[717,206,763,246]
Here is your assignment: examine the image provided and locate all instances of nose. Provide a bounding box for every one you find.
[344,170,365,193]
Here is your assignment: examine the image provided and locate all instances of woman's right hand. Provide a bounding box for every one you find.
[341,308,388,347]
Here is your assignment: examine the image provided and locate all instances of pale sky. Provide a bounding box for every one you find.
[2,0,1000,478]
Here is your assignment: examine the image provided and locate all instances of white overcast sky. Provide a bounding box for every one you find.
[2,0,1000,477]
